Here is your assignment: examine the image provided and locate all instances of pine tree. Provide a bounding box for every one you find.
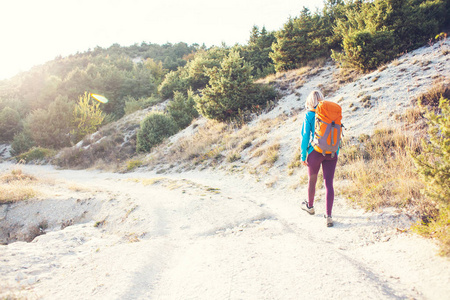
[195,51,259,121]
[167,90,199,129]
[243,26,276,78]
[413,97,450,206]
[271,8,331,71]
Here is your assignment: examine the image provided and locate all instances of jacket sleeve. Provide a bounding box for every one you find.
[300,113,313,161]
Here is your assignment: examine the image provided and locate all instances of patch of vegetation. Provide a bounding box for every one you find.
[15,147,56,163]
[126,159,143,171]
[194,50,277,122]
[167,90,199,129]
[136,112,178,153]
[337,128,424,211]
[0,168,37,204]
[360,95,372,108]
[259,142,281,167]
[412,96,450,255]
[417,79,450,110]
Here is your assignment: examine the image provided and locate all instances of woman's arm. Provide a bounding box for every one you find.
[300,112,314,162]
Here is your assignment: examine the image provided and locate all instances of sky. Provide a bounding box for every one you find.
[0,0,324,80]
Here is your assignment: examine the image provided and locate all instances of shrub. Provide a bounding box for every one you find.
[22,97,74,150]
[0,107,22,142]
[15,147,56,163]
[167,90,199,129]
[260,143,280,166]
[413,97,450,206]
[227,151,241,163]
[10,131,35,156]
[136,113,178,153]
[71,92,105,143]
[417,79,450,110]
[413,208,450,256]
[126,159,143,171]
[54,146,87,169]
[411,97,450,255]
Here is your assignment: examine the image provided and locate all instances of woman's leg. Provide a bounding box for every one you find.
[306,150,324,208]
[322,155,338,216]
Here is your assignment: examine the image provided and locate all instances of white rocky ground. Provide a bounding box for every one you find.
[0,40,449,299]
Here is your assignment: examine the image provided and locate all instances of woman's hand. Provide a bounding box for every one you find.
[301,161,308,167]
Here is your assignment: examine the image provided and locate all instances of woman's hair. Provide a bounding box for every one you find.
[305,90,324,111]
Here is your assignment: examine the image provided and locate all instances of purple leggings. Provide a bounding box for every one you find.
[307,150,338,216]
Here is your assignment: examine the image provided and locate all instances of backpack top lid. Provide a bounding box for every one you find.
[315,101,342,125]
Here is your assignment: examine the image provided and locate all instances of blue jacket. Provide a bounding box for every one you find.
[300,110,316,161]
[300,110,339,161]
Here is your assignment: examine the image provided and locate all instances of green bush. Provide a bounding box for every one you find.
[0,107,22,142]
[71,92,105,143]
[21,97,74,149]
[126,159,143,171]
[136,113,178,152]
[10,131,34,156]
[167,90,199,129]
[15,147,56,163]
[417,80,450,109]
[412,96,450,255]
[413,97,450,206]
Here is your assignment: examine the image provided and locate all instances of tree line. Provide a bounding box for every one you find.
[0,0,448,156]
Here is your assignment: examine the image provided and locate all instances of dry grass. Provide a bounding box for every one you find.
[259,142,281,167]
[336,128,426,211]
[360,95,372,108]
[0,168,38,204]
[287,148,301,173]
[394,107,425,127]
[146,116,287,172]
[333,67,363,85]
[417,77,450,109]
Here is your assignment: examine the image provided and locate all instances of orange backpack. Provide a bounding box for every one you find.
[312,101,342,157]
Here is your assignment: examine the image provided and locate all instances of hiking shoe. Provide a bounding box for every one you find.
[325,215,333,227]
[301,201,315,215]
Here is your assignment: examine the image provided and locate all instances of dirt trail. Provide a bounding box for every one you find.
[1,163,449,299]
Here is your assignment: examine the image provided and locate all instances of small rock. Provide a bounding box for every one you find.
[15,272,26,281]
[27,276,37,285]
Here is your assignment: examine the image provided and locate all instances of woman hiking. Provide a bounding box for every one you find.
[300,90,340,227]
